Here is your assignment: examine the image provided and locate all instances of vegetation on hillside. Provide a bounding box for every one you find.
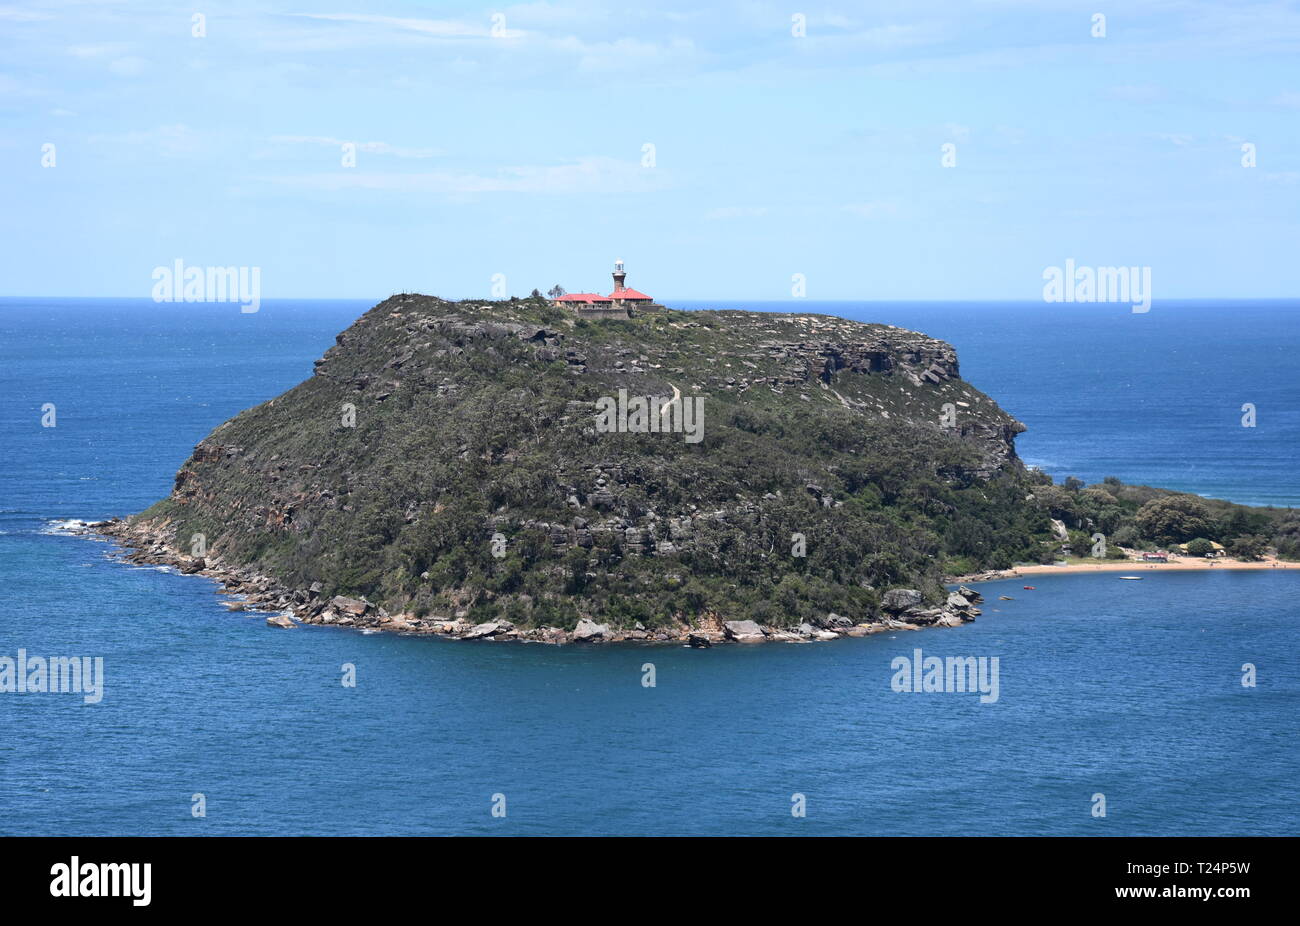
[132,295,1297,630]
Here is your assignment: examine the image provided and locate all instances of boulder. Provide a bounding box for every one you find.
[463,621,503,640]
[572,618,610,642]
[723,619,765,641]
[265,614,295,629]
[381,613,416,631]
[331,596,370,616]
[882,589,924,613]
[946,592,972,610]
[957,585,983,604]
[904,607,943,626]
[687,633,713,648]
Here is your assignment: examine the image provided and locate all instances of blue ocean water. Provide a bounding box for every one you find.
[0,297,1296,836]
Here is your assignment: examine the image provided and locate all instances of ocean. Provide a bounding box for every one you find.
[0,297,1296,835]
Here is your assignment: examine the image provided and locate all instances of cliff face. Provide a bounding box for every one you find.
[110,295,1048,638]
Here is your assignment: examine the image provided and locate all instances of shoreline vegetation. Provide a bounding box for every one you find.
[87,517,987,645]
[84,519,1297,646]
[84,295,1300,646]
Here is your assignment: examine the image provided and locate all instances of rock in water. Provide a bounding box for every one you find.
[723,619,766,642]
[572,618,610,642]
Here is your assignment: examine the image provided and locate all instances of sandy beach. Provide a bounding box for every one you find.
[952,556,1300,584]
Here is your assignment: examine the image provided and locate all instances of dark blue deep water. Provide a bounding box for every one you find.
[1,298,1296,835]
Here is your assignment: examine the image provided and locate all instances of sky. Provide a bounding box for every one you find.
[1,0,1298,301]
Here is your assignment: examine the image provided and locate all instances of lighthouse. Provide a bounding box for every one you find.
[550,259,662,317]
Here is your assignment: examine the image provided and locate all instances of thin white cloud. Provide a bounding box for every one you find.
[270,135,441,158]
[108,57,147,76]
[704,206,768,220]
[294,12,519,39]
[1107,84,1167,104]
[841,203,899,218]
[265,156,667,194]
[90,123,202,157]
[0,6,52,22]
[66,44,129,59]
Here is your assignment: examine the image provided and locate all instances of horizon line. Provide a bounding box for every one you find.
[2,295,1299,304]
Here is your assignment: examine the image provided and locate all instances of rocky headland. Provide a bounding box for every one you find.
[91,293,1295,644]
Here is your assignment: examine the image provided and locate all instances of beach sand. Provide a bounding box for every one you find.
[952,556,1300,584]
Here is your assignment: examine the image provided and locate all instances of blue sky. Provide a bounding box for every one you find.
[2,0,1298,300]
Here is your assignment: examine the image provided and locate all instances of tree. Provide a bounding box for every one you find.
[1063,475,1085,492]
[1184,537,1215,556]
[1275,513,1300,558]
[530,288,542,298]
[1110,525,1140,548]
[1135,495,1214,543]
[547,285,566,299]
[1081,486,1117,506]
[1227,535,1268,561]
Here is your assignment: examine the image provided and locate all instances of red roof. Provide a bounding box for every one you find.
[555,293,613,303]
[609,288,652,300]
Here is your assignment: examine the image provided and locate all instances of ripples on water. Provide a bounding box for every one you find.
[0,299,1295,835]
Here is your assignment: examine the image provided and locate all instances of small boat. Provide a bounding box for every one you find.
[1023,586,1035,590]
[1118,576,1144,580]
[999,595,1014,601]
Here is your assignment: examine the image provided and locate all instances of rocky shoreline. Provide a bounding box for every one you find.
[87,517,983,646]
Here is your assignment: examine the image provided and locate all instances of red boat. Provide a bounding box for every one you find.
[1023,585,1035,590]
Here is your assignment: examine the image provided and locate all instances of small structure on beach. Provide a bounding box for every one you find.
[1141,552,1168,563]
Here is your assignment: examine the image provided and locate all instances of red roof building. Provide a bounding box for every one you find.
[554,293,613,304]
[552,261,659,313]
[609,286,652,302]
